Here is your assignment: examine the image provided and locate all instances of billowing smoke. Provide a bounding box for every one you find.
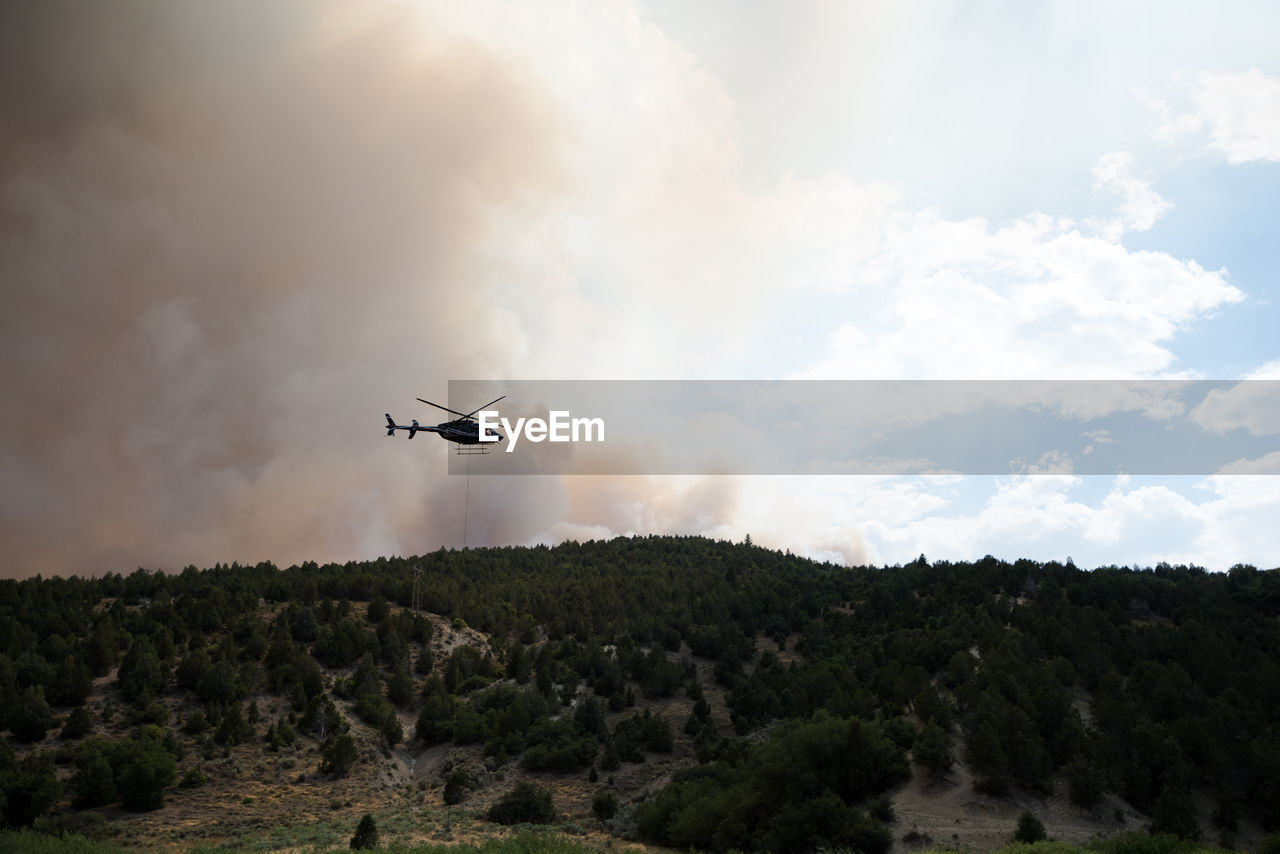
[0,1,572,577]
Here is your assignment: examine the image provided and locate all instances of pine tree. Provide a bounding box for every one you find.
[914,720,954,775]
[350,813,379,849]
[321,733,358,776]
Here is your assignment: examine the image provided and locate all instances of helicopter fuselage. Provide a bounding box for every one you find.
[433,418,503,445]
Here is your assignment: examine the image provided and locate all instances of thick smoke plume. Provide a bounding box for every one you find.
[0,1,572,577]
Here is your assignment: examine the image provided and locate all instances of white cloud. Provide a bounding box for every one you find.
[1216,451,1280,474]
[653,472,1274,571]
[1144,69,1280,163]
[792,198,1239,380]
[1245,359,1280,380]
[858,476,1219,568]
[1195,70,1280,163]
[1184,475,1280,564]
[1189,363,1280,435]
[375,7,1250,395]
[425,11,1243,386]
[1016,450,1076,475]
[524,468,1280,571]
[1137,84,1205,146]
[1090,151,1173,239]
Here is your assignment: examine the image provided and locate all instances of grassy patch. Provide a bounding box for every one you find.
[382,831,609,853]
[918,837,1236,854]
[0,830,135,854]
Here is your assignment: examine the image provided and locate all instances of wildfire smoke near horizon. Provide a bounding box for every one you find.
[0,1,579,577]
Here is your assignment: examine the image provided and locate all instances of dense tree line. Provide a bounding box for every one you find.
[1,538,1278,849]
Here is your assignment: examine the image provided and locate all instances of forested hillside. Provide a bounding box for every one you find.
[2,537,1278,852]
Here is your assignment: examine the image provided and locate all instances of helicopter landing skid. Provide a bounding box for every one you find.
[454,445,491,455]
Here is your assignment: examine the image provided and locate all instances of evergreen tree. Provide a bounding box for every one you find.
[1150,786,1201,840]
[1066,759,1106,808]
[73,747,117,808]
[215,702,254,746]
[321,733,358,777]
[115,739,177,812]
[61,704,94,740]
[914,720,954,775]
[10,686,52,743]
[117,637,168,705]
[387,664,414,707]
[443,769,468,805]
[0,746,63,827]
[381,712,403,747]
[414,644,435,676]
[350,813,379,849]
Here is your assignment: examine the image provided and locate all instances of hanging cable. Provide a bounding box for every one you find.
[462,451,471,548]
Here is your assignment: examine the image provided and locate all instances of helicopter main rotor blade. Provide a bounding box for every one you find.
[417,394,506,421]
[416,398,473,419]
[462,395,505,419]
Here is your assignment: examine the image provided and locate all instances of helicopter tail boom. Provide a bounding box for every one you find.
[386,414,438,439]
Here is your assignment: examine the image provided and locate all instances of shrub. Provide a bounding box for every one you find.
[520,733,598,772]
[487,782,555,825]
[870,796,895,823]
[1014,810,1047,843]
[613,710,673,759]
[758,793,891,854]
[182,711,209,735]
[129,699,169,726]
[179,766,206,788]
[1097,830,1195,854]
[592,791,618,821]
[61,706,94,740]
[214,702,253,746]
[1066,759,1105,808]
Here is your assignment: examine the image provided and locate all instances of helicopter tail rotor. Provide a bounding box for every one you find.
[386,414,423,438]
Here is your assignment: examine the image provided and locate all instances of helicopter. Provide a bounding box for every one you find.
[385,395,505,453]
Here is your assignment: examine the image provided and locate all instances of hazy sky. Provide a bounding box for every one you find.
[3,0,1278,579]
